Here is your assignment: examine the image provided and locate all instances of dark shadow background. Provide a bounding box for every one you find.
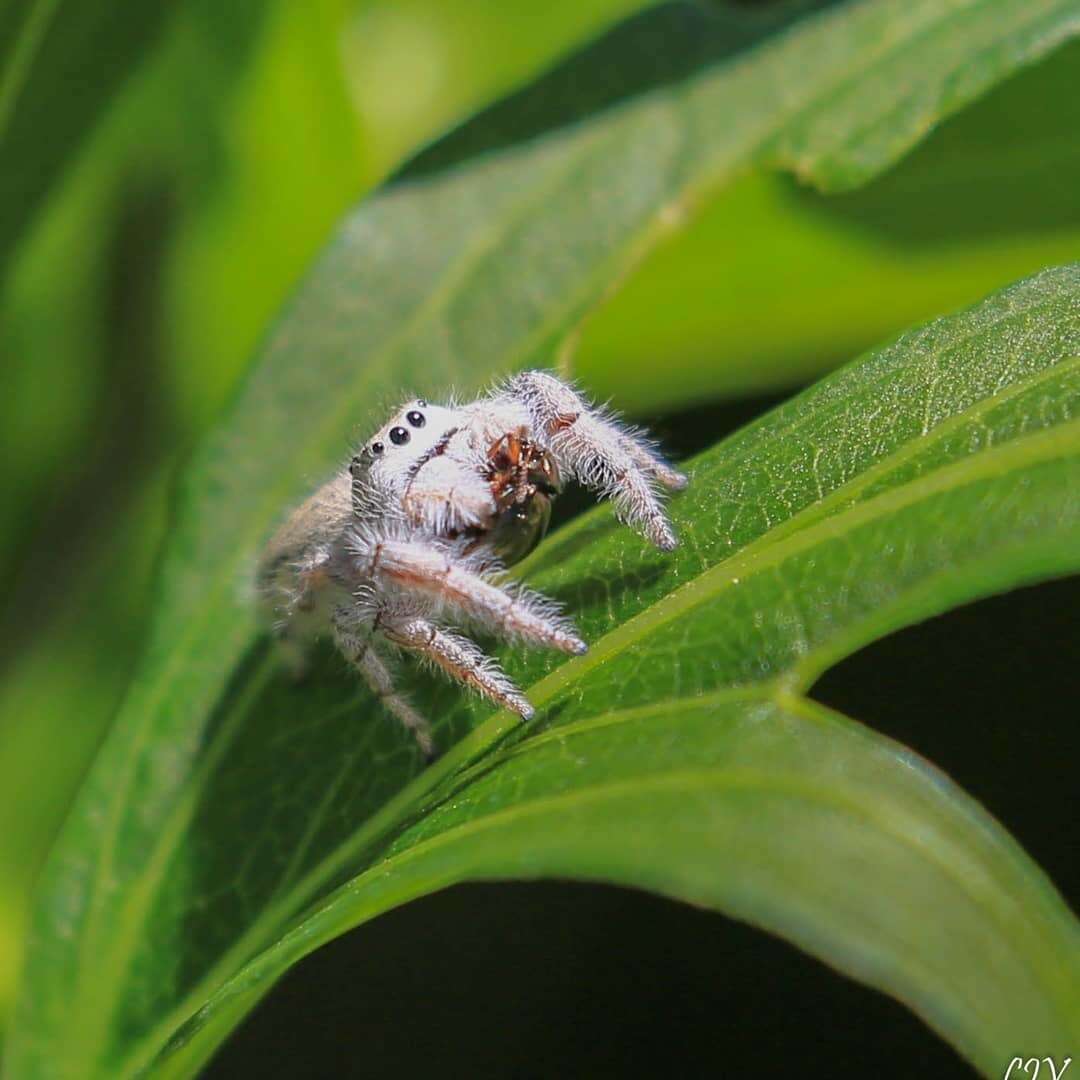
[208,396,1079,1080]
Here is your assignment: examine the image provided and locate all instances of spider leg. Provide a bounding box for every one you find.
[622,437,689,492]
[503,370,686,551]
[356,538,586,655]
[381,613,534,720]
[332,611,436,759]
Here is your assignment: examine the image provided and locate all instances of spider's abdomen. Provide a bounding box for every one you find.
[485,432,561,566]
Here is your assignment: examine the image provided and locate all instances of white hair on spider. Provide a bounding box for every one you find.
[257,369,687,760]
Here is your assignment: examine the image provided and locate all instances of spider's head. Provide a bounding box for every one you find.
[351,398,459,489]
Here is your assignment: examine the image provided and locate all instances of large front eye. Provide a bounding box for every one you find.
[389,426,410,446]
[406,410,425,428]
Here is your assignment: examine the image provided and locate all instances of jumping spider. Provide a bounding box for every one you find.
[258,370,687,758]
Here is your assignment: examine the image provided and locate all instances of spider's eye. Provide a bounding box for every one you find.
[406,410,426,428]
[371,441,385,456]
[389,426,410,446]
[416,399,427,408]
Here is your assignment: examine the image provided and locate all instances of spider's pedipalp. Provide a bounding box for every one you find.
[401,454,496,533]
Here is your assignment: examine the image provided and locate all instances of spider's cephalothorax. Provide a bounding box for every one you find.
[258,370,687,759]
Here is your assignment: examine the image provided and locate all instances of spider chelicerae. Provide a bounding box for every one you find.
[258,370,686,758]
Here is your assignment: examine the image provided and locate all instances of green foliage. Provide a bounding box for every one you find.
[3,0,1079,1076]
[0,0,189,270]
[580,36,1080,407]
[150,266,1080,1078]
[0,0,647,1029]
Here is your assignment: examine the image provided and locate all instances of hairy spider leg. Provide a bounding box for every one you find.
[381,614,533,720]
[504,371,686,551]
[357,538,587,655]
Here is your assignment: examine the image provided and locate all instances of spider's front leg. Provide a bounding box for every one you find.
[504,370,687,551]
[353,535,586,656]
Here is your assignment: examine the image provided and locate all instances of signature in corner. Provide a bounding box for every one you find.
[1004,1057,1072,1080]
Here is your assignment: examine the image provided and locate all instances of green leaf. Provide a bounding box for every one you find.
[159,264,1080,1078]
[127,267,1080,1076]
[8,1,1080,1076]
[578,37,1080,408]
[0,0,168,269]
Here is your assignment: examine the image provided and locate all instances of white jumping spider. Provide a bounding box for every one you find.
[258,370,686,758]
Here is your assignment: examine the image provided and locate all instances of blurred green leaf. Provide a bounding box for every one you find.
[0,0,178,271]
[579,37,1080,408]
[0,0,653,1037]
[7,1,1080,1076]
[0,0,279,1029]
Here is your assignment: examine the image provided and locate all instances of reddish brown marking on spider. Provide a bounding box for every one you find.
[546,411,580,434]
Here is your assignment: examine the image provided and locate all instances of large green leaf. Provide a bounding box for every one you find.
[8,1,1080,1076]
[121,268,1080,1076]
[152,264,1080,1078]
